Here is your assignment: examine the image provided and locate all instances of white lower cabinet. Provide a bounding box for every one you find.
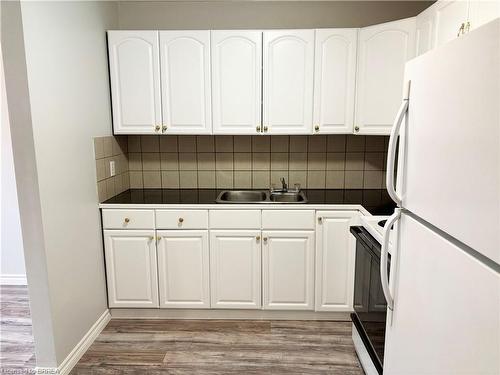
[104,230,159,308]
[315,211,356,311]
[102,208,359,313]
[157,230,210,308]
[262,231,315,310]
[209,230,261,309]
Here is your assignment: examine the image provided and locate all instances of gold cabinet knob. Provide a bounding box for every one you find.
[318,217,323,224]
[162,125,167,133]
[354,126,360,132]
[256,125,261,132]
[149,236,154,241]
[263,126,268,132]
[457,22,465,37]
[155,125,161,132]
[124,217,130,223]
[263,237,268,242]
[256,235,261,241]
[314,125,320,132]
[178,217,184,223]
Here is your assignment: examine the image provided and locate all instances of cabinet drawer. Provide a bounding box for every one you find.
[262,210,315,230]
[156,210,208,229]
[209,210,261,229]
[102,209,155,229]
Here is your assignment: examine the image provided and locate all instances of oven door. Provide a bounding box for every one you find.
[350,226,390,374]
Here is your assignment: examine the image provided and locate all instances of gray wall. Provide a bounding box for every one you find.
[1,53,26,284]
[117,1,432,29]
[3,0,118,367]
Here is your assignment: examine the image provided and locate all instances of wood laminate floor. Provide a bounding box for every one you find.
[72,319,363,374]
[0,285,36,372]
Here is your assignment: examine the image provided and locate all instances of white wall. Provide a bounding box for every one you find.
[3,0,118,367]
[1,49,26,285]
[117,0,432,29]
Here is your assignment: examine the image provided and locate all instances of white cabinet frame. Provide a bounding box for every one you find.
[157,230,210,308]
[210,230,262,309]
[262,230,315,310]
[108,31,162,135]
[263,30,315,135]
[211,30,262,135]
[315,211,356,312]
[313,29,357,134]
[159,31,212,134]
[104,230,159,308]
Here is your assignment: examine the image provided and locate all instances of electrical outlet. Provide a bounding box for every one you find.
[109,161,116,177]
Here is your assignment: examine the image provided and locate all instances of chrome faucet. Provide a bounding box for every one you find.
[280,177,288,192]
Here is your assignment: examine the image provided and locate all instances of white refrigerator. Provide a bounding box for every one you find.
[381,19,500,375]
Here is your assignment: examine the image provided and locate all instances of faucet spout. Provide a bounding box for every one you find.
[280,177,288,192]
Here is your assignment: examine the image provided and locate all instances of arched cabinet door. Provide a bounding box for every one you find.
[108,31,161,134]
[415,5,436,56]
[354,18,416,135]
[211,31,262,135]
[313,29,357,134]
[263,30,314,135]
[159,31,212,134]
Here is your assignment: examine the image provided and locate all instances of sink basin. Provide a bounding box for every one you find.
[270,192,306,203]
[216,190,308,204]
[217,190,267,203]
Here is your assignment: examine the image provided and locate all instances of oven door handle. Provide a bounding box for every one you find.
[381,209,401,310]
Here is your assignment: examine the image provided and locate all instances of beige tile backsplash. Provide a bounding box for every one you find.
[94,135,130,202]
[94,134,389,202]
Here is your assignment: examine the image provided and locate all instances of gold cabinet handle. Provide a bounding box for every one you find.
[457,22,465,37]
[162,125,167,133]
[318,217,323,224]
[256,125,261,133]
[124,217,130,223]
[465,21,470,33]
[263,126,268,132]
[178,218,184,223]
[256,235,261,241]
[314,125,320,132]
[155,125,161,132]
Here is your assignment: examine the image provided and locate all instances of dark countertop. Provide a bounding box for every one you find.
[102,189,396,215]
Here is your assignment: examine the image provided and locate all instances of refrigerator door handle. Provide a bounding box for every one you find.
[386,81,410,206]
[381,209,401,311]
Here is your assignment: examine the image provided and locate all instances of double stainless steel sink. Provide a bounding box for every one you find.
[216,190,308,204]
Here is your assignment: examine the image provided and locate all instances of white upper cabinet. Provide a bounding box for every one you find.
[263,30,315,135]
[355,18,416,135]
[108,31,161,135]
[434,0,470,47]
[211,31,262,135]
[159,31,212,134]
[313,29,357,134]
[416,5,436,56]
[157,230,210,309]
[468,1,500,31]
[104,230,159,308]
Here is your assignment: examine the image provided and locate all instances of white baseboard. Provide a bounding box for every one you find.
[35,309,111,375]
[1,273,27,285]
[111,308,351,321]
